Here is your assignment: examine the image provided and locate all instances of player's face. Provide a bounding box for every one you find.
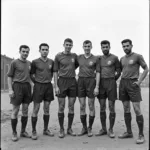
[83,43,92,55]
[122,42,132,55]
[63,42,73,53]
[101,44,110,55]
[39,46,49,58]
[20,48,30,60]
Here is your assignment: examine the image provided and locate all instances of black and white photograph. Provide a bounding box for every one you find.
[1,0,149,150]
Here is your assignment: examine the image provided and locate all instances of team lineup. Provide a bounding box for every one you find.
[7,38,149,145]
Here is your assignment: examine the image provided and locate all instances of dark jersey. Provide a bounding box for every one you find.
[78,54,100,78]
[7,59,31,83]
[53,52,78,77]
[100,53,121,79]
[30,58,54,83]
[120,52,147,79]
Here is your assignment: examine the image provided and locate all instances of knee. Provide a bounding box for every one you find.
[44,107,49,115]
[134,108,141,116]
[59,104,65,112]
[109,105,115,113]
[68,105,74,112]
[12,110,19,118]
[22,107,28,116]
[80,104,86,112]
[89,104,95,112]
[100,105,106,112]
[32,107,39,116]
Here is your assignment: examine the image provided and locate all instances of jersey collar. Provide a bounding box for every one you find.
[39,57,48,62]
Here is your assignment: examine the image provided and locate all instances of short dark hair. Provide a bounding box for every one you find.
[64,38,73,44]
[19,45,30,51]
[39,43,49,49]
[121,39,132,45]
[100,40,110,46]
[83,40,92,45]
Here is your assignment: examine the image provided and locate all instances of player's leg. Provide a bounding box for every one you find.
[31,82,44,140]
[58,97,66,138]
[10,82,23,141]
[77,77,88,136]
[67,97,76,136]
[107,79,117,138]
[118,79,133,139]
[87,98,95,137]
[43,83,54,136]
[78,97,88,136]
[20,83,32,138]
[11,104,20,141]
[118,101,133,138]
[31,102,40,140]
[20,103,31,138]
[67,78,77,136]
[132,102,145,144]
[108,100,116,138]
[95,99,107,136]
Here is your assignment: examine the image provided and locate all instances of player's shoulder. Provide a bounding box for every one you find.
[132,52,143,58]
[26,60,31,65]
[110,53,117,58]
[32,58,40,63]
[9,59,18,67]
[55,52,63,57]
[47,58,54,63]
[78,54,84,58]
[71,52,77,56]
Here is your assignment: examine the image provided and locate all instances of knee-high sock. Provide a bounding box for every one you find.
[80,114,87,129]
[124,113,132,133]
[21,116,28,133]
[11,118,18,133]
[88,115,95,129]
[100,112,107,130]
[68,113,74,129]
[136,115,144,136]
[58,113,64,130]
[43,115,50,131]
[109,113,116,130]
[31,116,37,132]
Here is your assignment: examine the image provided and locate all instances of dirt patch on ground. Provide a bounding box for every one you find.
[1,88,149,150]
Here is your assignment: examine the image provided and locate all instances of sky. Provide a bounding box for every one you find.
[1,0,149,69]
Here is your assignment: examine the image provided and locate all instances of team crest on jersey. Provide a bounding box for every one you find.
[129,60,134,64]
[89,61,93,66]
[107,61,112,65]
[49,65,52,69]
[71,58,75,63]
[29,65,31,71]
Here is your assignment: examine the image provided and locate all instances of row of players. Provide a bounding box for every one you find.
[7,38,149,144]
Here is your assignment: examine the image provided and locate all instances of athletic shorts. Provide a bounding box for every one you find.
[119,78,142,102]
[97,78,117,101]
[32,82,54,103]
[11,82,32,106]
[57,77,77,98]
[78,77,96,98]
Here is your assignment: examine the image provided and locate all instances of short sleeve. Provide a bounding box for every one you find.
[120,57,123,71]
[115,56,121,70]
[30,61,36,74]
[138,54,147,69]
[74,53,79,69]
[53,55,59,72]
[7,60,16,77]
[96,57,100,73]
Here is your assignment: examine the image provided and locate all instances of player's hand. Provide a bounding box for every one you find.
[9,89,15,98]
[55,86,60,95]
[133,81,141,87]
[93,87,99,96]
